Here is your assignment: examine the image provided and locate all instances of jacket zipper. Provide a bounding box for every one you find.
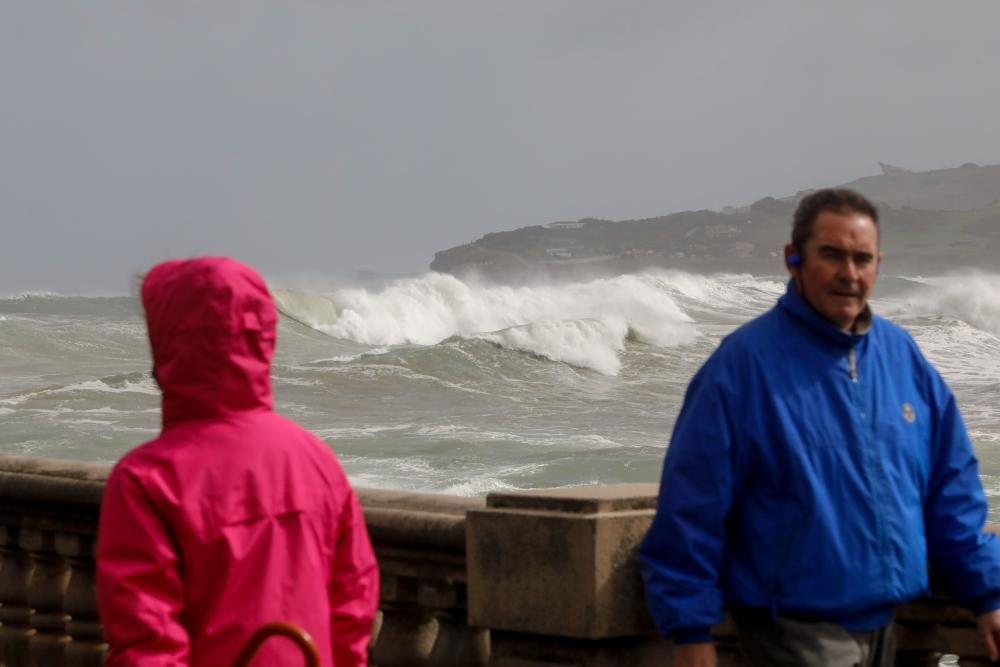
[851,344,892,600]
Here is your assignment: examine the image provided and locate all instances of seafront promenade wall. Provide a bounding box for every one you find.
[0,454,992,666]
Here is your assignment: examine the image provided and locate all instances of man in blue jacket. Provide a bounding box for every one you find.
[640,188,1000,667]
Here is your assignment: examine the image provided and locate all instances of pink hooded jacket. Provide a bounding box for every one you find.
[97,257,378,667]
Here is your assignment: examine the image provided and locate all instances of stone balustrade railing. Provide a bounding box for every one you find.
[0,454,992,666]
[357,488,487,667]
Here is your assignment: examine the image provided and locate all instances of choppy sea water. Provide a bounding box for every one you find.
[2,270,1000,515]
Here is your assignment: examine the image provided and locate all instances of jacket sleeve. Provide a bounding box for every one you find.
[923,367,1000,615]
[96,465,190,666]
[328,489,380,667]
[639,358,735,643]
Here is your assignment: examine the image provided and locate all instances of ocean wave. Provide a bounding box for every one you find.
[273,289,340,330]
[898,318,1000,387]
[52,377,159,397]
[971,430,1000,444]
[0,374,158,406]
[475,318,630,375]
[441,478,520,496]
[0,290,131,301]
[11,406,159,415]
[313,423,417,439]
[882,272,1000,336]
[0,290,66,301]
[302,348,391,365]
[276,272,701,345]
[643,271,785,317]
[352,364,494,395]
[414,424,460,436]
[895,275,933,285]
[273,376,321,387]
[345,458,543,497]
[273,271,782,373]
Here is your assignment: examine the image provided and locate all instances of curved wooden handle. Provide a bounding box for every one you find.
[232,621,320,667]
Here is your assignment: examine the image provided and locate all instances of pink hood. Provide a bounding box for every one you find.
[142,257,277,425]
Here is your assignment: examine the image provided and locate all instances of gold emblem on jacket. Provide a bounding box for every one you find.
[902,402,916,423]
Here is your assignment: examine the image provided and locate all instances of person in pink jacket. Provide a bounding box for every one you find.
[97,257,379,667]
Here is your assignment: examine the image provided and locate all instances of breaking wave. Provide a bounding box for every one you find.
[475,318,631,376]
[0,373,158,406]
[272,271,755,374]
[883,272,1000,336]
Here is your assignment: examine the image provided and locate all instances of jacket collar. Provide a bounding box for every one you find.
[778,280,872,349]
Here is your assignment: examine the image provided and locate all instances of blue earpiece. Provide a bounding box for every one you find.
[787,253,801,267]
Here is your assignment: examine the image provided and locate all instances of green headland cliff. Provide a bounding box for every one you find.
[429,162,1000,280]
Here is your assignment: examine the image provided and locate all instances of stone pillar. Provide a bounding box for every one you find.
[362,490,488,667]
[60,533,106,667]
[466,485,691,667]
[24,527,71,667]
[370,572,439,667]
[0,525,35,667]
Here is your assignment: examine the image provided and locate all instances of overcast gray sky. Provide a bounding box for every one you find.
[2,1,999,292]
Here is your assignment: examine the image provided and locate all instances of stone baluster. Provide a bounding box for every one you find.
[23,526,71,667]
[0,524,36,667]
[370,572,439,666]
[361,490,481,667]
[59,532,107,667]
[368,608,384,659]
[422,580,488,667]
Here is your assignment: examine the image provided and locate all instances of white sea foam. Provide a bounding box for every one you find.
[0,377,159,406]
[896,275,933,285]
[873,273,1000,386]
[273,376,320,387]
[476,318,629,375]
[274,271,771,373]
[346,363,492,395]
[414,424,461,436]
[436,462,548,495]
[885,272,1000,336]
[21,406,158,415]
[282,272,700,345]
[442,477,519,496]
[644,271,785,317]
[568,434,626,449]
[305,348,390,365]
[0,290,130,301]
[313,424,416,439]
[970,430,1000,444]
[910,321,1000,386]
[345,457,543,496]
[53,378,159,396]
[0,290,64,301]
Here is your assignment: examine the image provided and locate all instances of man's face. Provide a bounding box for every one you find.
[785,209,881,332]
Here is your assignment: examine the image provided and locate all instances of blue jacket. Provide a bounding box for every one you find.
[640,282,1000,643]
